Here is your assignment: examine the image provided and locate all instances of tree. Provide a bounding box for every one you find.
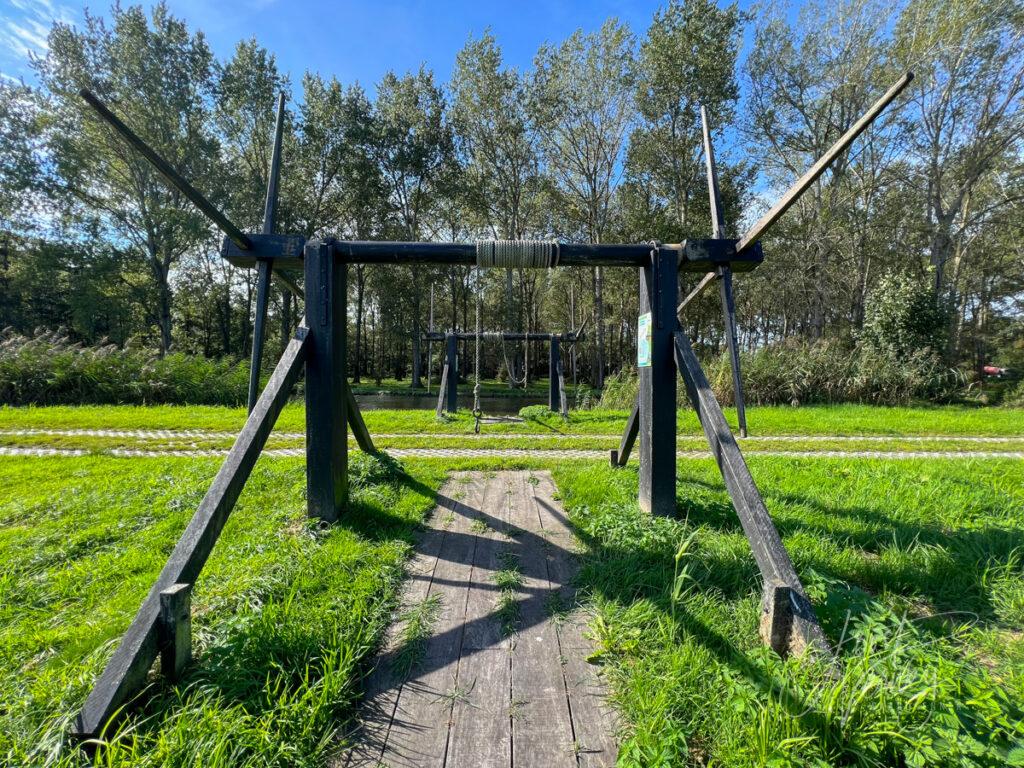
[892,0,1024,345]
[35,3,220,353]
[374,67,454,387]
[629,0,745,239]
[531,19,635,386]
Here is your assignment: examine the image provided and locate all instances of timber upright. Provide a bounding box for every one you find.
[69,69,913,742]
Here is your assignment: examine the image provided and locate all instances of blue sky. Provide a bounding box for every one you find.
[0,0,767,92]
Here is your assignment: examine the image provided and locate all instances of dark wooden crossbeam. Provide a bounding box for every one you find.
[421,331,583,342]
[73,323,311,740]
[673,330,832,658]
[223,237,763,271]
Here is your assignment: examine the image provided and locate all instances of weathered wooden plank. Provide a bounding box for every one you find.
[510,473,577,768]
[638,247,678,516]
[562,653,618,768]
[461,473,512,651]
[673,331,831,658]
[377,476,485,767]
[446,648,511,768]
[305,240,347,522]
[157,583,191,683]
[340,482,462,768]
[549,338,562,413]
[73,323,310,739]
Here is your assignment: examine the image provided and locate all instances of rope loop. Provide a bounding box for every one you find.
[476,240,559,269]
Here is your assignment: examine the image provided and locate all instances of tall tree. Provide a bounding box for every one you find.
[893,0,1024,347]
[629,0,745,239]
[374,67,454,387]
[35,3,220,353]
[531,19,635,386]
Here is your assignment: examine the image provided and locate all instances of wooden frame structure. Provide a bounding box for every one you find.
[423,329,582,417]
[71,71,912,741]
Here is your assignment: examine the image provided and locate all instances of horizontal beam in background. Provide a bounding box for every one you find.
[421,331,583,342]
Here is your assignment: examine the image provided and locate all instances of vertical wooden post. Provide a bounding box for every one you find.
[158,583,191,682]
[638,246,678,516]
[304,240,347,522]
[549,336,561,412]
[445,333,458,413]
[718,266,747,437]
[247,259,273,413]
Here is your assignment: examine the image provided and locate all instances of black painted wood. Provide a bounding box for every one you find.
[717,267,747,438]
[673,330,831,657]
[549,337,561,412]
[638,247,678,516]
[445,334,458,413]
[611,402,640,468]
[247,259,273,413]
[158,583,192,683]
[72,323,310,739]
[435,359,448,417]
[345,381,376,454]
[304,240,347,522]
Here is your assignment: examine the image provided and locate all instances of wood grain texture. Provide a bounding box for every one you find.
[340,472,617,767]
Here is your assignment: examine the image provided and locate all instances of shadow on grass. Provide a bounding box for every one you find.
[674,471,1024,628]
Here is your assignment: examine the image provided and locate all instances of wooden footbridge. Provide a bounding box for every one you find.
[339,471,617,767]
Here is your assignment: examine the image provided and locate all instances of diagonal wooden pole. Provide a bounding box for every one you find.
[73,323,311,740]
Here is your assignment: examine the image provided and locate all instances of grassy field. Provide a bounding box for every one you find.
[554,457,1024,767]
[3,402,1023,436]
[2,404,1023,766]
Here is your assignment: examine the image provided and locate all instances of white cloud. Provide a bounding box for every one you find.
[0,0,77,77]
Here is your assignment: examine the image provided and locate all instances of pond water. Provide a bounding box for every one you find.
[354,392,546,414]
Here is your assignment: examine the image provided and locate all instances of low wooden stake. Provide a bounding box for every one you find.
[158,583,192,682]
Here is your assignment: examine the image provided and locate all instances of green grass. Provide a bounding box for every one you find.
[2,403,1023,437]
[553,457,1024,767]
[0,452,445,766]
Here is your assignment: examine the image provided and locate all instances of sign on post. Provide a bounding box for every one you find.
[637,312,652,368]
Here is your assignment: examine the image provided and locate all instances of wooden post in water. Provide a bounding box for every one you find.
[638,246,678,516]
[304,240,347,522]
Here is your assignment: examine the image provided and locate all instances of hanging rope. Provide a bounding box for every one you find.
[500,334,527,386]
[472,266,483,433]
[476,240,559,269]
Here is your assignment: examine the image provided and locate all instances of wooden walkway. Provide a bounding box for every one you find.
[337,471,618,768]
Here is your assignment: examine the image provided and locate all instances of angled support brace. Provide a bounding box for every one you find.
[435,359,449,418]
[610,402,639,467]
[344,381,376,453]
[73,323,311,740]
[673,331,832,659]
[247,259,274,413]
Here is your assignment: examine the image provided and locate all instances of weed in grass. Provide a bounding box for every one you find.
[470,518,491,534]
[391,594,443,679]
[508,697,527,721]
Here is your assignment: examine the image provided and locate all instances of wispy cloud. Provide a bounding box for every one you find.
[0,0,77,78]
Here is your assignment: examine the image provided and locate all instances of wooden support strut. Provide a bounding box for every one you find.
[304,240,347,522]
[638,246,678,516]
[444,334,458,413]
[610,401,640,467]
[72,322,310,740]
[673,330,832,658]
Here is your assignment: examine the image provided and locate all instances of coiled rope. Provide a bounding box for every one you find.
[476,240,559,269]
